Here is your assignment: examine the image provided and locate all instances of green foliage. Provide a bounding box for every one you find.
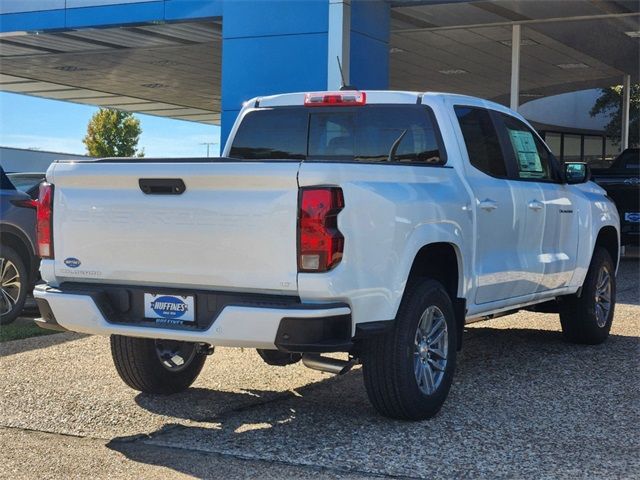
[590,84,639,147]
[83,108,144,157]
[0,321,58,343]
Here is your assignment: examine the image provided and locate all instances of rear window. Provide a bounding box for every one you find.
[228,109,307,160]
[454,106,507,178]
[7,174,45,193]
[0,166,16,191]
[229,105,445,165]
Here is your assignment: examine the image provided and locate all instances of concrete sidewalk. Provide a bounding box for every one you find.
[0,427,368,479]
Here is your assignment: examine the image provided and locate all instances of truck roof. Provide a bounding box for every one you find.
[250,90,513,115]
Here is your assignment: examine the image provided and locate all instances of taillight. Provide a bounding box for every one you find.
[36,183,53,258]
[304,91,366,107]
[298,187,344,272]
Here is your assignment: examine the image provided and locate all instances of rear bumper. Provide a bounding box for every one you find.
[33,284,353,352]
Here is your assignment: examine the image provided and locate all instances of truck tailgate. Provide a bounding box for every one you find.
[49,161,300,293]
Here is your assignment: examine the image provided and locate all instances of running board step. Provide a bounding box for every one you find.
[301,353,354,375]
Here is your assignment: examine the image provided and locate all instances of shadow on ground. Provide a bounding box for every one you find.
[107,327,639,479]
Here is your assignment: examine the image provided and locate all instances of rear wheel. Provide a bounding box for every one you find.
[0,246,28,325]
[361,279,457,420]
[110,335,208,394]
[560,247,616,345]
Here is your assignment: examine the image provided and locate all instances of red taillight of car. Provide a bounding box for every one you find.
[298,187,344,272]
[304,91,366,107]
[36,183,53,259]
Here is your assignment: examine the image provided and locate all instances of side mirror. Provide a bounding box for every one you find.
[564,162,590,184]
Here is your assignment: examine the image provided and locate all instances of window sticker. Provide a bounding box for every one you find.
[508,129,543,178]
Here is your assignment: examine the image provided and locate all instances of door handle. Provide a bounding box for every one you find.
[479,199,498,211]
[139,178,186,195]
[528,200,544,211]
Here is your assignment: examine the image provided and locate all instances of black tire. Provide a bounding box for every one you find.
[0,246,29,325]
[560,247,616,345]
[110,335,207,394]
[361,278,457,420]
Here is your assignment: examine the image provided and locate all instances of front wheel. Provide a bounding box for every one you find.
[361,279,457,420]
[110,335,208,394]
[560,247,616,345]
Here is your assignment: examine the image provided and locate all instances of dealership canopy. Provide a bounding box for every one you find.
[1,0,638,142]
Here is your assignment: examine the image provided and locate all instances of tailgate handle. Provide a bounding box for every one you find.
[139,178,186,195]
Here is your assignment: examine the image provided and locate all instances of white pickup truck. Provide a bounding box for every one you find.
[34,91,619,420]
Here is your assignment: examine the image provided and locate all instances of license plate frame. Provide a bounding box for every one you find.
[144,293,195,322]
[625,212,640,223]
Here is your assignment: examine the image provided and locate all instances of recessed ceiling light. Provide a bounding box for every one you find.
[500,39,539,47]
[625,31,640,38]
[53,65,87,72]
[389,47,405,54]
[438,69,468,75]
[148,59,181,66]
[556,63,589,70]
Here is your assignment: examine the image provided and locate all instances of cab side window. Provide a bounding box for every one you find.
[498,114,554,181]
[454,106,508,178]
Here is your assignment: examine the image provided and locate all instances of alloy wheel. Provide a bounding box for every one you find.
[0,257,21,316]
[594,265,612,328]
[414,305,448,395]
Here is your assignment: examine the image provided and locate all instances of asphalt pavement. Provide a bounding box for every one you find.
[1,257,638,479]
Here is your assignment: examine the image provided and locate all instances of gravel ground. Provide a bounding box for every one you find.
[0,258,638,479]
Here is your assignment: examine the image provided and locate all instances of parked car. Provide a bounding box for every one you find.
[592,148,639,246]
[33,91,619,420]
[0,167,40,324]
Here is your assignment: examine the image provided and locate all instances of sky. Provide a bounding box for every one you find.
[0,92,221,157]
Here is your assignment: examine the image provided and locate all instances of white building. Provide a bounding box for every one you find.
[0,146,90,173]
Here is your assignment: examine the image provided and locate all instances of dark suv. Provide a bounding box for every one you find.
[592,148,640,246]
[0,167,43,324]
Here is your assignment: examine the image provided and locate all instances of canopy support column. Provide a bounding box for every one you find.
[621,73,631,150]
[328,0,351,89]
[510,24,521,111]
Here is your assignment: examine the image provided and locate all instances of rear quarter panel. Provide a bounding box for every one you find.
[297,162,471,326]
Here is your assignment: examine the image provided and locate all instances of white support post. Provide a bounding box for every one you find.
[621,74,631,150]
[327,0,351,90]
[510,24,521,111]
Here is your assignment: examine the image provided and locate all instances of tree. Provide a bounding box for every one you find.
[590,84,639,147]
[83,108,144,157]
